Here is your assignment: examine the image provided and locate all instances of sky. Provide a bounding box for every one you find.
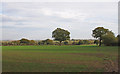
[1,0,119,2]
[0,2,118,40]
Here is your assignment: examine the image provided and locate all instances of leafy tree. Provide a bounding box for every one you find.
[72,41,77,45]
[117,35,120,46]
[92,27,109,46]
[2,42,8,46]
[11,41,20,45]
[77,41,81,45]
[45,39,53,45]
[79,40,84,45]
[38,41,44,45]
[83,40,89,44]
[89,40,94,44]
[20,38,30,45]
[54,41,60,45]
[30,40,36,45]
[64,41,68,45]
[102,31,117,46]
[71,39,75,41]
[94,40,99,45]
[52,28,70,45]
[77,40,84,45]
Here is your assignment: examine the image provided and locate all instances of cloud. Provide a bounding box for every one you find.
[2,15,29,22]
[1,2,118,40]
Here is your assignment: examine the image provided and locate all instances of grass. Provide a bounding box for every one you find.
[2,45,118,72]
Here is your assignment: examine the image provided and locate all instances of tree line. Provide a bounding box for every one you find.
[1,27,120,46]
[1,38,96,46]
[52,27,120,46]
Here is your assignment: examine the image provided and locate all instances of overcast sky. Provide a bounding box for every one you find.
[1,2,118,40]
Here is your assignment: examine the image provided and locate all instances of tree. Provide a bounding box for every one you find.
[20,38,30,45]
[79,40,84,45]
[117,35,120,46]
[72,41,78,45]
[92,27,109,46]
[83,40,89,44]
[77,41,81,45]
[52,28,70,45]
[11,40,20,45]
[102,31,117,46]
[45,39,53,45]
[64,41,68,45]
[94,40,99,45]
[38,41,44,45]
[89,40,94,44]
[30,40,36,45]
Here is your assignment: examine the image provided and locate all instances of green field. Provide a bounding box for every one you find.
[2,45,118,72]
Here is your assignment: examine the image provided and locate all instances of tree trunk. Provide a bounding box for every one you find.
[60,41,62,46]
[99,38,102,46]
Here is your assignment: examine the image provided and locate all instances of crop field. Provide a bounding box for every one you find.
[2,45,118,72]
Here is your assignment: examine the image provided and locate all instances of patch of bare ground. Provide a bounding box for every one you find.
[103,58,118,72]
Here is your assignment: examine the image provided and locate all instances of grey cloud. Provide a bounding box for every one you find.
[2,2,118,40]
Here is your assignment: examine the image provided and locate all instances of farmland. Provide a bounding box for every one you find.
[2,45,118,72]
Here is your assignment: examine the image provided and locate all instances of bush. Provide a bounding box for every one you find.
[83,40,89,44]
[45,39,54,45]
[102,31,117,46]
[64,41,68,45]
[94,40,99,45]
